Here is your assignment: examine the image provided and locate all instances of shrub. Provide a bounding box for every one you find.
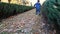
[42,0,60,34]
[0,2,33,19]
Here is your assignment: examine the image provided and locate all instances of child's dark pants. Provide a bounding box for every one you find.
[36,9,40,15]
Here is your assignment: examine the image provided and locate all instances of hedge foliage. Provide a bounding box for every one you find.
[0,2,33,19]
[42,0,60,33]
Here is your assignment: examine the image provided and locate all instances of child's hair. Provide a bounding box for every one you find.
[38,0,40,2]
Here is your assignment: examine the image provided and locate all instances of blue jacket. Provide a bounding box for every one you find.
[34,2,41,10]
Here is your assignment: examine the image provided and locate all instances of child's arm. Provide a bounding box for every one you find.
[39,3,41,7]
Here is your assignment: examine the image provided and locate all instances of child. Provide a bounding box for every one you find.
[34,0,41,15]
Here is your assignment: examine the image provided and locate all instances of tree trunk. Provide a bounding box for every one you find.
[8,0,11,3]
[0,0,1,2]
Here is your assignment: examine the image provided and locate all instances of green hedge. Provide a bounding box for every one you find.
[0,2,33,19]
[42,0,60,34]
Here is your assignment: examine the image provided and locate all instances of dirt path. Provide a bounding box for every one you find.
[0,9,46,34]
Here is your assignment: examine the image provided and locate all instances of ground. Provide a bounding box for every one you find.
[0,9,48,34]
